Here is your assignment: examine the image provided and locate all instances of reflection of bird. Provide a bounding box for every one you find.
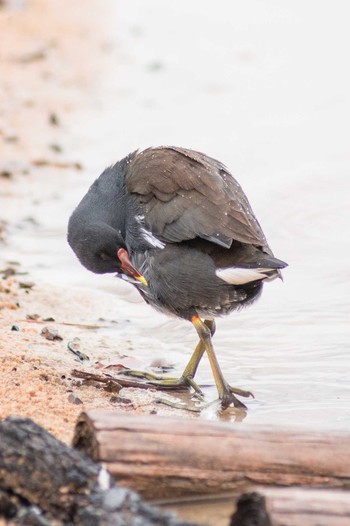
[68,146,287,410]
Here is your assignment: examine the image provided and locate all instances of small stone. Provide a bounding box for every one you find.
[1,267,16,278]
[49,112,59,126]
[68,393,83,405]
[109,395,132,404]
[103,380,122,394]
[26,313,41,320]
[49,143,63,153]
[19,281,35,289]
[0,170,12,178]
[41,326,63,341]
[11,325,19,331]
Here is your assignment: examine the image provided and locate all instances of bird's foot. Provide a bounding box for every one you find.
[118,368,204,397]
[153,381,253,414]
[155,395,248,420]
[117,368,253,411]
[220,384,254,410]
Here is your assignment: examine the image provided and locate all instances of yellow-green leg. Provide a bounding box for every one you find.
[191,315,253,409]
[119,319,216,398]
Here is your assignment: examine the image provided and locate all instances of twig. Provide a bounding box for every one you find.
[20,319,108,329]
[71,368,187,391]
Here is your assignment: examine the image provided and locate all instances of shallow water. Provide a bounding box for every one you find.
[3,0,350,434]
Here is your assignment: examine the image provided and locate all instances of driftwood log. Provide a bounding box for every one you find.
[0,417,199,526]
[73,410,350,501]
[229,488,350,526]
[261,487,350,526]
[1,415,348,526]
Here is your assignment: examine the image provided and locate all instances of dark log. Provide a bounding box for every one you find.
[0,417,199,526]
[73,410,350,500]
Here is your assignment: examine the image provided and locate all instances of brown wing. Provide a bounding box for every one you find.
[125,146,267,248]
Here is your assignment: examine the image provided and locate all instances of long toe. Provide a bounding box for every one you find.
[229,385,254,398]
[150,375,203,395]
[118,368,163,381]
[117,368,203,393]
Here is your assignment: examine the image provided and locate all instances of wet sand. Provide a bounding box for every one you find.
[0,0,193,446]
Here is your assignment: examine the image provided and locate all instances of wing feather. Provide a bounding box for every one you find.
[126,146,267,248]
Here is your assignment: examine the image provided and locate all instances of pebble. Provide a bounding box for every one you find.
[41,326,63,341]
[67,393,83,405]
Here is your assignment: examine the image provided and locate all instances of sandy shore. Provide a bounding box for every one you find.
[0,275,153,443]
[0,0,189,445]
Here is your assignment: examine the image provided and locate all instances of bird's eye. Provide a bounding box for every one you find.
[99,252,112,261]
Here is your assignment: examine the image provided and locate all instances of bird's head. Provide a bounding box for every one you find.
[67,221,147,285]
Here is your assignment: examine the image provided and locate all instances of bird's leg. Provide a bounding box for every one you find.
[178,318,216,382]
[118,320,215,398]
[191,315,254,409]
[150,319,215,396]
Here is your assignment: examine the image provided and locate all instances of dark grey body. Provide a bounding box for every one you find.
[68,146,286,322]
[132,245,263,320]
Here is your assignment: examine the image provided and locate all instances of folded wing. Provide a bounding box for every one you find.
[126,146,268,249]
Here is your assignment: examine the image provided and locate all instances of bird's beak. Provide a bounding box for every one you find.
[135,274,148,286]
[117,248,148,286]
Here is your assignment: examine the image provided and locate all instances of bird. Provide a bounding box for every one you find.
[67,146,287,410]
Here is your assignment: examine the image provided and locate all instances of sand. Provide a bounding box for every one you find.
[0,0,187,446]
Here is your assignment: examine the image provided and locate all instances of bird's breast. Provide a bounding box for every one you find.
[131,245,262,320]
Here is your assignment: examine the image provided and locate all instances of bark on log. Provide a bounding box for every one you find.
[0,417,199,526]
[73,410,350,500]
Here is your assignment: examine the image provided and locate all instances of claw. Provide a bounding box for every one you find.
[219,382,254,410]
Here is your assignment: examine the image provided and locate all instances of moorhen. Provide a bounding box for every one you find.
[68,146,287,410]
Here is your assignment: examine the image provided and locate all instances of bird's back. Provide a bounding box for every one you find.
[123,146,286,319]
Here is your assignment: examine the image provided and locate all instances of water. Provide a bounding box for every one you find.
[2,0,350,434]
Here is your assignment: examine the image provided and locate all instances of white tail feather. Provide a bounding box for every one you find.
[216,267,274,285]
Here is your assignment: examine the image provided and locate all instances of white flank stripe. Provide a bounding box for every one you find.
[140,227,165,249]
[216,267,272,285]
